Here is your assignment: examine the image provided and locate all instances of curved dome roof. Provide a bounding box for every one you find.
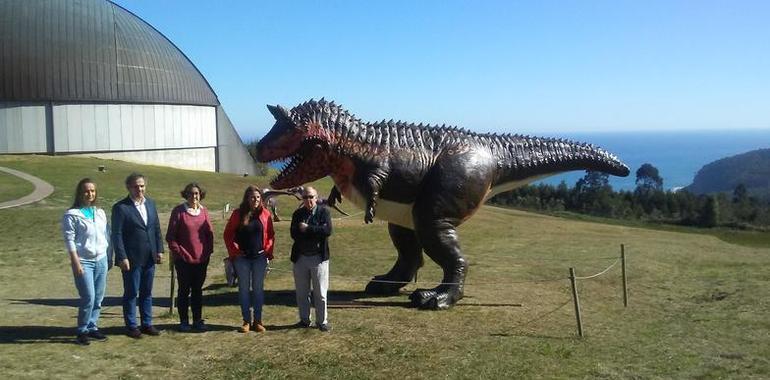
[0,0,219,106]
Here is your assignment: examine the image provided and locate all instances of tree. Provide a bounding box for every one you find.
[699,195,719,227]
[733,184,748,204]
[635,163,663,192]
[732,183,758,223]
[244,139,272,176]
[574,171,614,216]
[634,163,665,216]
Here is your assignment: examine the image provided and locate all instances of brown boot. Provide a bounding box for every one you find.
[239,320,251,333]
[253,321,266,333]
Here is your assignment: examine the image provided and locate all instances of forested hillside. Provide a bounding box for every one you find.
[489,161,770,229]
[686,148,770,200]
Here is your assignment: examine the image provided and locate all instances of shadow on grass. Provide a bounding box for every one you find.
[9,288,416,310]
[0,322,237,344]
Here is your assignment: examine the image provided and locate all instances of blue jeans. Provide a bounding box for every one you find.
[233,255,268,322]
[121,261,156,329]
[72,255,108,334]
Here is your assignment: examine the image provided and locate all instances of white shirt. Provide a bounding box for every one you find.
[133,197,148,225]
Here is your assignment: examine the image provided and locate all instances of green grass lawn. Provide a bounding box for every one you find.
[0,155,768,379]
[0,168,35,203]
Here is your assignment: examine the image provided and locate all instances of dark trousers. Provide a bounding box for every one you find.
[175,260,208,324]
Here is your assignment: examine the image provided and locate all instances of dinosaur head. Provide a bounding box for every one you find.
[256,101,334,189]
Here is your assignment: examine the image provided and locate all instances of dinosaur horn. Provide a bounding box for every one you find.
[331,203,350,216]
[261,189,303,206]
[266,104,291,121]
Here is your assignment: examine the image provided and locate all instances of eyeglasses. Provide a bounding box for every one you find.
[302,195,316,200]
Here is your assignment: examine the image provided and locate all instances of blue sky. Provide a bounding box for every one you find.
[112,1,770,141]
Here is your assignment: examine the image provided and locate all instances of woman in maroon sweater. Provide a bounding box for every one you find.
[166,182,214,332]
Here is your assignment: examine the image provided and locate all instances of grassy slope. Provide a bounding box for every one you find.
[0,155,768,379]
[0,169,35,203]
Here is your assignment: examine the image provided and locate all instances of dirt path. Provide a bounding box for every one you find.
[0,166,55,209]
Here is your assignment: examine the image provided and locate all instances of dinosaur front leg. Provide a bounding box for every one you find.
[409,219,468,310]
[358,168,388,224]
[365,223,424,295]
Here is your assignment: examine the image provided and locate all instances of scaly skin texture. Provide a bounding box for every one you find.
[257,99,630,309]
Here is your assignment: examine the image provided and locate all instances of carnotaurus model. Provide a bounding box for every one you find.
[256,99,630,309]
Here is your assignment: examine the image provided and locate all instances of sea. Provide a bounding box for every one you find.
[534,129,770,191]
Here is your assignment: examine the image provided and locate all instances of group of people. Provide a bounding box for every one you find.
[61,173,332,345]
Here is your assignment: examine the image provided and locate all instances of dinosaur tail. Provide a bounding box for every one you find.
[492,134,630,187]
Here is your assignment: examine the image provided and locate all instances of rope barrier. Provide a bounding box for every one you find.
[263,255,620,286]
[492,256,619,262]
[333,211,364,220]
[574,258,620,280]
[510,298,572,329]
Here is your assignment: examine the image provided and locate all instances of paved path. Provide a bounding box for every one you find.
[0,166,55,210]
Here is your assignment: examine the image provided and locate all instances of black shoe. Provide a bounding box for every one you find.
[318,324,330,332]
[76,333,90,345]
[141,325,161,336]
[127,328,142,339]
[87,330,108,341]
[192,320,208,332]
[293,320,311,328]
[177,323,192,332]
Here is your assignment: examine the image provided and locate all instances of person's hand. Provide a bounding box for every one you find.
[119,259,130,271]
[299,222,308,232]
[154,252,163,264]
[71,262,84,277]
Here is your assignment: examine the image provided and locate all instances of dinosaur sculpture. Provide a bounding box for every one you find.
[256,99,630,309]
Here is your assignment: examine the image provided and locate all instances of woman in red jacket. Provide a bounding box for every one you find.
[166,182,214,332]
[223,185,275,333]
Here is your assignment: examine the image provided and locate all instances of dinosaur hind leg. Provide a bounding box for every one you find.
[409,220,468,310]
[365,223,424,295]
[405,149,493,309]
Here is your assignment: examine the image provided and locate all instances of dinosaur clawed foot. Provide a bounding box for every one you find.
[409,285,463,310]
[365,275,409,295]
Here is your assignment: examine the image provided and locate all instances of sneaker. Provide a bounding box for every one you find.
[293,320,311,328]
[253,321,266,333]
[239,321,251,333]
[76,333,90,345]
[318,323,330,332]
[140,325,161,336]
[177,322,192,332]
[87,330,108,341]
[126,328,142,339]
[192,320,208,332]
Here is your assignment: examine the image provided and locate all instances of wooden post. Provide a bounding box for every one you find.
[169,261,176,315]
[569,267,584,338]
[621,244,628,307]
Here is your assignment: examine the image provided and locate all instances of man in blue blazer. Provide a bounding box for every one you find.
[112,173,164,338]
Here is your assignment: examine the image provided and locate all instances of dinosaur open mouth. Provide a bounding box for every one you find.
[269,140,329,189]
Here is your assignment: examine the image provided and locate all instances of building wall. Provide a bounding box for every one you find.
[51,104,216,152]
[0,102,218,172]
[72,147,216,172]
[216,105,259,176]
[0,103,47,153]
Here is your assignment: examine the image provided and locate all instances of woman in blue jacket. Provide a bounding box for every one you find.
[61,178,111,345]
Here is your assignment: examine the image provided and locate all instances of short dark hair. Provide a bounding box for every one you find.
[70,178,97,209]
[125,172,145,186]
[180,182,206,200]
